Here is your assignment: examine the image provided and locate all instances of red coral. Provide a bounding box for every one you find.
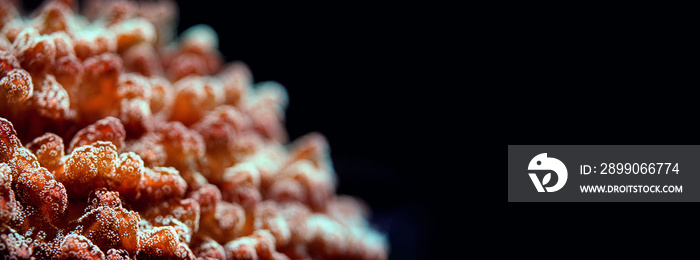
[73,196,141,255]
[245,81,289,143]
[224,230,289,260]
[156,121,205,173]
[32,1,77,36]
[73,28,117,60]
[268,160,334,211]
[253,201,291,248]
[164,25,222,81]
[68,116,126,152]
[0,163,18,224]
[97,1,137,26]
[198,201,246,244]
[1,120,68,224]
[193,106,253,182]
[111,151,144,201]
[191,236,226,260]
[78,53,123,121]
[139,226,194,259]
[105,248,131,260]
[118,98,153,138]
[0,2,19,31]
[86,189,122,209]
[0,50,21,77]
[220,162,262,209]
[286,132,334,172]
[0,35,10,52]
[1,19,26,44]
[111,18,156,52]
[142,198,200,243]
[59,141,119,198]
[147,76,173,115]
[124,133,166,167]
[325,196,371,227]
[0,1,389,258]
[0,227,34,259]
[169,76,223,126]
[30,74,72,120]
[1,68,33,103]
[138,166,187,203]
[12,28,57,73]
[0,117,22,162]
[189,184,222,216]
[218,62,252,107]
[52,54,83,89]
[59,234,106,260]
[122,42,163,77]
[15,167,68,222]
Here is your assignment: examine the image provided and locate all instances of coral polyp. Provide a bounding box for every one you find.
[0,0,388,259]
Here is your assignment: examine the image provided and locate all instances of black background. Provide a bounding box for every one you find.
[505,9,696,259]
[19,1,443,259]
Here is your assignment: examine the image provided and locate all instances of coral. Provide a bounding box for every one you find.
[59,234,106,260]
[1,68,33,104]
[68,116,125,152]
[0,0,388,259]
[71,189,141,256]
[0,163,18,224]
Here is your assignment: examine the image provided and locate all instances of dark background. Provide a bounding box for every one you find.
[506,9,696,259]
[19,1,442,259]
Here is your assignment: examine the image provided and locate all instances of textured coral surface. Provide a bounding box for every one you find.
[0,0,388,259]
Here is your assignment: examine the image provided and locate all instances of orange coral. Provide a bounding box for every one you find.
[0,0,388,259]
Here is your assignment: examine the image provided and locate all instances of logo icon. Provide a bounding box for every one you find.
[528,153,568,192]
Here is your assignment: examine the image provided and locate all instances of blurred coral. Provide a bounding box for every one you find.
[0,0,387,259]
